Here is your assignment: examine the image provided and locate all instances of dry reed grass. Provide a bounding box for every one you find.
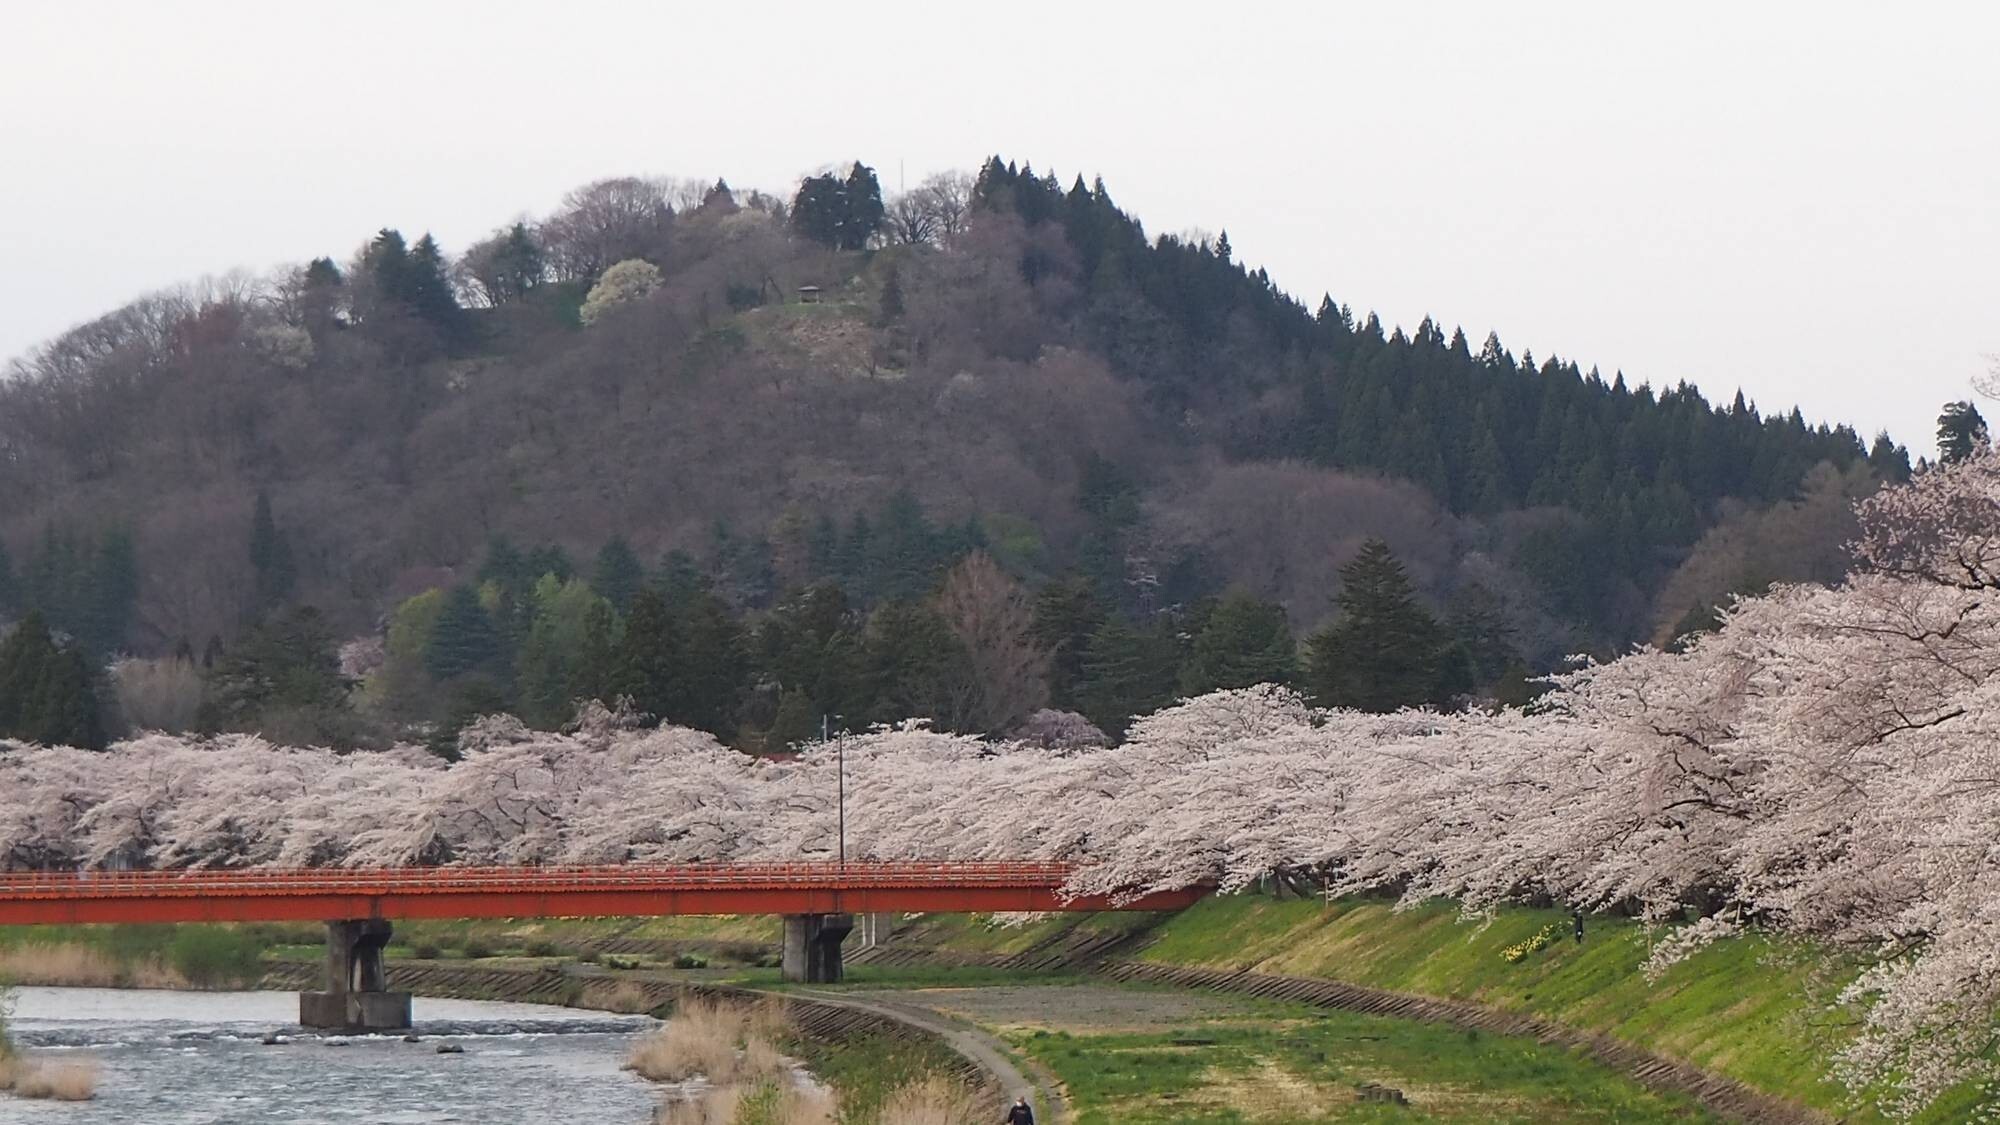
[0,1056,101,1101]
[626,996,792,1085]
[579,978,658,1014]
[877,1075,983,1125]
[655,1082,836,1125]
[0,944,185,989]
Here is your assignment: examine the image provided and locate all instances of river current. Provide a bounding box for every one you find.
[2,987,662,1123]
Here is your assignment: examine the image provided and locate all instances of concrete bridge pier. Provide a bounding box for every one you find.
[299,919,412,1032]
[782,913,853,983]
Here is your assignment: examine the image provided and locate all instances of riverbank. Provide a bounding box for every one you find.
[876,895,1974,1123]
[3,894,1955,1122]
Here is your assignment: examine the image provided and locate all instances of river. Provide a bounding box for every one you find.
[2,987,662,1122]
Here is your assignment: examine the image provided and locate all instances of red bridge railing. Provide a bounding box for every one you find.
[0,862,1204,925]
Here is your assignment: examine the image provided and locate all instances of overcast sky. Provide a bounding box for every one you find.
[3,1,1993,455]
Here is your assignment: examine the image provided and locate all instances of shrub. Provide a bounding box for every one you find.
[412,943,443,961]
[673,952,709,970]
[525,940,562,958]
[460,941,495,960]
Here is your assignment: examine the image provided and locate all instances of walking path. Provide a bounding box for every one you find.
[780,986,1068,1124]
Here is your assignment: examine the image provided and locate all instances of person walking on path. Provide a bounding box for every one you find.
[1005,1095,1035,1124]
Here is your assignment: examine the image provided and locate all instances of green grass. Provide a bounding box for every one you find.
[1135,894,1986,1124]
[783,1028,972,1123]
[1017,1003,1714,1123]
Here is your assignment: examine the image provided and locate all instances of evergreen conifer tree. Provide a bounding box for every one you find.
[877,266,905,325]
[1305,539,1450,712]
[1179,591,1296,695]
[1937,400,1988,464]
[0,611,59,735]
[198,606,350,743]
[424,585,503,683]
[80,529,138,657]
[764,688,819,753]
[591,537,645,615]
[608,589,680,720]
[29,645,105,750]
[1076,617,1178,738]
[0,539,16,614]
[249,491,296,613]
[1031,577,1105,710]
[567,598,618,710]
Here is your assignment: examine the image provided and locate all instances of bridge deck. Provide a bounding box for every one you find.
[0,862,1202,925]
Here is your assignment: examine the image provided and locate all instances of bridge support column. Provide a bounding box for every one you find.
[781,913,853,983]
[300,919,411,1032]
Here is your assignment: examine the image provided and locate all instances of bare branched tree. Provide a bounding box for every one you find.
[936,551,1051,732]
[540,177,676,282]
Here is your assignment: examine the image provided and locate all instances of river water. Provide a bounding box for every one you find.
[2,987,663,1123]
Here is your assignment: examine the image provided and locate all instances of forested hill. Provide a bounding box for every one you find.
[0,156,1913,748]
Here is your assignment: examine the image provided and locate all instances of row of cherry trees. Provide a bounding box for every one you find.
[3,449,1998,1112]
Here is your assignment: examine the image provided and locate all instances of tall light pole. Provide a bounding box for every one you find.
[823,714,847,869]
[836,716,847,870]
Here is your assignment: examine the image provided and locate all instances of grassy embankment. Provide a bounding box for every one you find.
[1120,895,1981,1124]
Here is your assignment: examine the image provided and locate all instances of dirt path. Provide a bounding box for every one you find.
[781,987,1070,1124]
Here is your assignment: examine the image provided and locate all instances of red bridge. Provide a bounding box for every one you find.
[0,862,1198,926]
[0,863,1205,1030]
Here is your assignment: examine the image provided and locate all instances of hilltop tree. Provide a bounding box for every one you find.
[1305,539,1450,712]
[791,162,886,251]
[1937,400,1988,464]
[458,222,545,306]
[841,162,886,250]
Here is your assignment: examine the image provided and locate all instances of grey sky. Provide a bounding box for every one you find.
[4,1,1993,455]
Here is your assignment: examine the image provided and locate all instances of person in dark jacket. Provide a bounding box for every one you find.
[1005,1095,1035,1124]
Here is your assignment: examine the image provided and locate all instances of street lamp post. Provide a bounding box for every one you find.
[837,718,846,869]
[824,714,847,869]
